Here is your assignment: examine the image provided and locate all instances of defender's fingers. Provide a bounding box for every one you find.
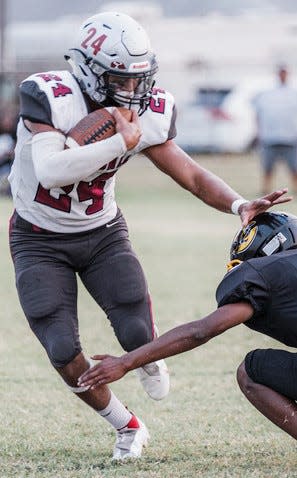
[91,354,110,360]
[262,188,288,201]
[271,196,292,205]
[78,367,103,383]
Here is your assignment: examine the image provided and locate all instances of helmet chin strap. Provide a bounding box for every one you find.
[91,90,106,104]
[101,92,149,116]
[226,259,242,271]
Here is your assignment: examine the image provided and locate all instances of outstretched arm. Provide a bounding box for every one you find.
[144,140,291,226]
[78,302,253,389]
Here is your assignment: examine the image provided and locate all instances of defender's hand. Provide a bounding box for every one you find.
[239,189,292,227]
[78,354,127,389]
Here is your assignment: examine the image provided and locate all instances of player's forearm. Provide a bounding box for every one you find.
[121,321,209,372]
[32,131,127,189]
[145,142,245,214]
[191,166,244,213]
[121,303,253,372]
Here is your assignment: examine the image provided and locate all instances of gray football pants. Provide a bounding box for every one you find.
[9,210,154,367]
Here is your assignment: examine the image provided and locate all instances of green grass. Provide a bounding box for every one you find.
[1,153,297,477]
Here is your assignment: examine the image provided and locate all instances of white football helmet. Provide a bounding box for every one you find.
[65,11,158,113]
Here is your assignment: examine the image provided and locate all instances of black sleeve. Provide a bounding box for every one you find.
[215,262,269,317]
[168,104,177,140]
[19,81,53,126]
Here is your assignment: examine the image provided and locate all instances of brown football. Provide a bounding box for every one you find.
[68,107,133,145]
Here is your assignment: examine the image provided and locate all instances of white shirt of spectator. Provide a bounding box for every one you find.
[253,83,297,144]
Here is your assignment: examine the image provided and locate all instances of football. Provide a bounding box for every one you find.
[68,107,133,146]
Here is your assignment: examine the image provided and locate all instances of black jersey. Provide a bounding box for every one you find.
[216,249,297,347]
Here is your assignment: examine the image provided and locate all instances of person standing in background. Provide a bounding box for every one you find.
[253,65,297,194]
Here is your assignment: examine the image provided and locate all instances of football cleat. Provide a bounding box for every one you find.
[136,324,170,400]
[136,325,170,400]
[112,417,150,460]
[136,359,170,401]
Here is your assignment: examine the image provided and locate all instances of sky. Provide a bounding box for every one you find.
[5,0,297,23]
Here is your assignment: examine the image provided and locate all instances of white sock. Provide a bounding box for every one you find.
[98,391,135,430]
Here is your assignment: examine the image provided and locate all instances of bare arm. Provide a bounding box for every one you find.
[144,140,291,226]
[144,140,240,212]
[78,302,253,389]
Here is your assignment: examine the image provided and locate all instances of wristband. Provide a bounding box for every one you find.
[231,198,248,215]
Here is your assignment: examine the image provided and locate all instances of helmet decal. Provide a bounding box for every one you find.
[129,61,150,72]
[235,222,257,254]
[262,232,287,256]
[110,61,126,69]
[80,30,107,55]
[230,212,297,261]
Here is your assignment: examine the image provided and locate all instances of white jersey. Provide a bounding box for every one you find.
[9,70,176,232]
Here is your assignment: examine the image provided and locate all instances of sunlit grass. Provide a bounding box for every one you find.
[1,153,297,477]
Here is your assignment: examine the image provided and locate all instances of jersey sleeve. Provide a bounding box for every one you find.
[137,88,177,149]
[215,262,270,316]
[168,104,177,140]
[19,81,53,126]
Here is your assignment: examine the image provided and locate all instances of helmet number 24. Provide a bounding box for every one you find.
[81,28,107,56]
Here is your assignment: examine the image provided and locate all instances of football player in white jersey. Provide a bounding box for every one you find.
[8,11,290,461]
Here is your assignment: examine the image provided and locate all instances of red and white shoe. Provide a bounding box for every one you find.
[112,416,150,460]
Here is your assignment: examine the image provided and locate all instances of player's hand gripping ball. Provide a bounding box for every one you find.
[68,107,133,145]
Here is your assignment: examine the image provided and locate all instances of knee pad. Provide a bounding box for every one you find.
[118,317,153,351]
[92,251,153,351]
[42,322,81,368]
[104,252,148,305]
[16,264,61,319]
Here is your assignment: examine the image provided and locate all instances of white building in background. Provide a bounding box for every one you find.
[98,1,163,22]
[3,7,297,153]
[4,9,297,103]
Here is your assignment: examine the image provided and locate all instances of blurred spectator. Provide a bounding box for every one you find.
[252,65,297,194]
[0,105,18,196]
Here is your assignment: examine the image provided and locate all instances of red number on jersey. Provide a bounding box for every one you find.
[150,89,166,114]
[77,178,106,215]
[52,83,73,98]
[34,173,114,214]
[35,184,74,212]
[81,28,107,55]
[36,73,63,82]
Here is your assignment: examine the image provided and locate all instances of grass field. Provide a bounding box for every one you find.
[1,153,297,478]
